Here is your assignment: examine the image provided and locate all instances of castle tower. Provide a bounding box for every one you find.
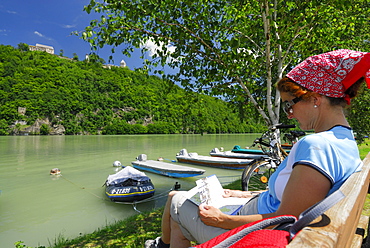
[120,59,127,67]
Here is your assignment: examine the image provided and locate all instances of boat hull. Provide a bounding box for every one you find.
[105,183,155,202]
[132,162,205,178]
[176,149,252,170]
[209,148,267,159]
[176,158,250,169]
[132,160,205,178]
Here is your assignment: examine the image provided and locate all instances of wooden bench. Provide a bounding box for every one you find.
[287,152,370,248]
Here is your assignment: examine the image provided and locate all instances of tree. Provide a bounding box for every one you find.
[40,123,50,135]
[347,84,370,142]
[80,0,370,127]
[73,53,79,61]
[17,43,29,52]
[0,119,9,135]
[85,53,106,64]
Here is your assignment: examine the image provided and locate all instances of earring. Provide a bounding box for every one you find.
[314,105,318,108]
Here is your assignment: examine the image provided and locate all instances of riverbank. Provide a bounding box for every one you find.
[15,179,241,248]
[17,144,370,248]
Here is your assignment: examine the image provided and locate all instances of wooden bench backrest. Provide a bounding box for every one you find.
[287,152,370,248]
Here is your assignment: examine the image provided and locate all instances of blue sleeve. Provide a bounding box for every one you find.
[291,133,361,194]
[291,135,338,186]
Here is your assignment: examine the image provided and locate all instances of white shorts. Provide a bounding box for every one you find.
[170,191,259,244]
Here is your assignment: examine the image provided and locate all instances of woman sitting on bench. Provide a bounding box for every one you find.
[145,49,370,248]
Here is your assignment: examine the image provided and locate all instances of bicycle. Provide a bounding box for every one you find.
[241,124,305,191]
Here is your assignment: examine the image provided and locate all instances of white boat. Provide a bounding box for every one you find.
[176,149,253,170]
[132,154,206,178]
[209,148,268,159]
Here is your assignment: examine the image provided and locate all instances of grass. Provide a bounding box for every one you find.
[53,210,164,248]
[358,140,370,216]
[17,143,370,248]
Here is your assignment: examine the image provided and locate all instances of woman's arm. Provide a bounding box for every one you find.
[223,189,263,198]
[199,205,265,229]
[269,164,331,217]
[199,164,332,230]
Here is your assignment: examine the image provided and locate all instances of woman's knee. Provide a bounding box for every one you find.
[168,190,178,197]
[165,191,179,207]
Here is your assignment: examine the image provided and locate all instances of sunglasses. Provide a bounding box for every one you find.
[283,97,302,114]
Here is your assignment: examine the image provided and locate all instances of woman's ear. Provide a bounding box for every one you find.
[312,94,323,107]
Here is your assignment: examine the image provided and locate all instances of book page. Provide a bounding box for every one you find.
[186,175,251,215]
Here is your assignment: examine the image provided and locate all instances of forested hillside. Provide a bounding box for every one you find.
[0,44,264,135]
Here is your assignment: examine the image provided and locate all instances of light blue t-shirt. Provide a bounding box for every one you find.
[257,125,362,214]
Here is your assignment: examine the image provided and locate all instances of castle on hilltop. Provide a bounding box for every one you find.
[102,59,127,69]
[29,43,54,54]
[28,43,127,68]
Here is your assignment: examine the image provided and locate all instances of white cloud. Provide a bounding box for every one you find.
[34,31,44,37]
[7,10,17,14]
[34,31,53,41]
[62,24,76,28]
[141,39,176,61]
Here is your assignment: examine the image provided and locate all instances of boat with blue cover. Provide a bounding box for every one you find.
[105,166,155,202]
[231,145,291,154]
[231,145,265,154]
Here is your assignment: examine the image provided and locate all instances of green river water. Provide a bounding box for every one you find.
[0,134,259,247]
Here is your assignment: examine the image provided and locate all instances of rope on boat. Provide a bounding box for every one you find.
[60,175,107,201]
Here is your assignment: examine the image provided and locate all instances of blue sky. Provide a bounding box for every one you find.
[0,0,165,71]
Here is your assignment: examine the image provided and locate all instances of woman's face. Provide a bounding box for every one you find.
[280,92,315,131]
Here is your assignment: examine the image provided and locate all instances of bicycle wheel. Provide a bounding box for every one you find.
[241,160,276,191]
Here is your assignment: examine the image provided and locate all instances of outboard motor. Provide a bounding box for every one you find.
[179,149,188,156]
[211,147,220,153]
[113,161,122,167]
[137,154,147,161]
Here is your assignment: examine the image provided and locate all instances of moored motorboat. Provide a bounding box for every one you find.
[209,148,268,159]
[176,148,253,170]
[105,166,155,202]
[231,145,290,154]
[231,145,265,154]
[132,154,205,178]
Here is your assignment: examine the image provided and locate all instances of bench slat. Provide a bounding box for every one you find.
[351,215,369,248]
[287,152,370,248]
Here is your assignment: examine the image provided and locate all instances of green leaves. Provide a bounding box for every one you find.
[76,0,370,127]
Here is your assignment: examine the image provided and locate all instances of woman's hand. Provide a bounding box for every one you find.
[223,189,236,198]
[198,204,225,228]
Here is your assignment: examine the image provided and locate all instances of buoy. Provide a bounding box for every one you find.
[113,161,122,167]
[50,168,61,175]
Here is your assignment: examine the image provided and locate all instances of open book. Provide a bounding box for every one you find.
[186,175,251,215]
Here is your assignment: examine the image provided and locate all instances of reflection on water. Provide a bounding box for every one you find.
[0,134,258,247]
